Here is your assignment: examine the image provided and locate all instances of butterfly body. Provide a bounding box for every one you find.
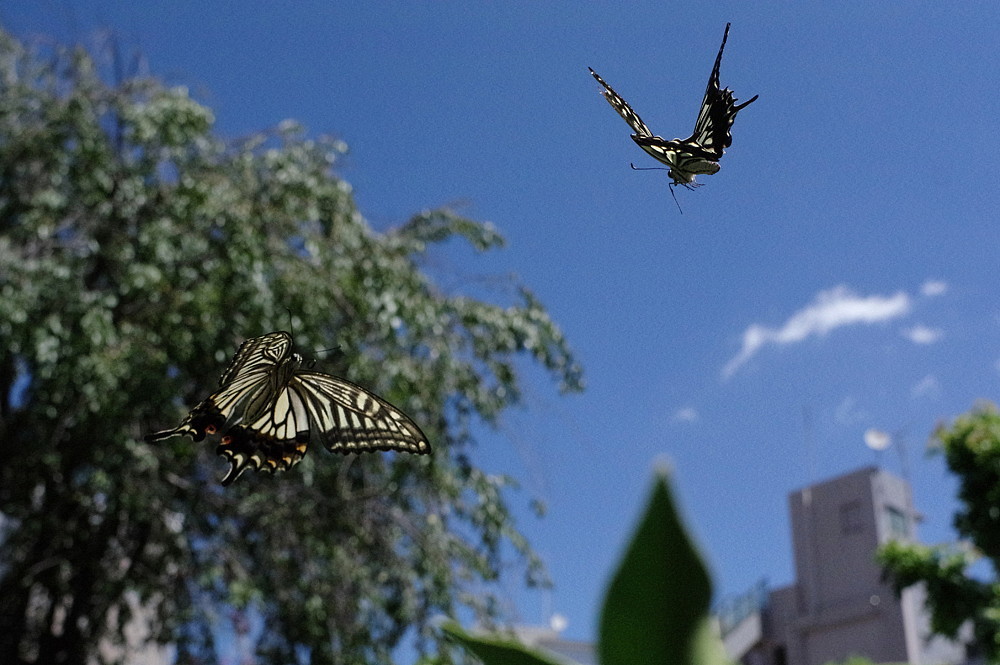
[146,331,430,485]
[590,23,757,187]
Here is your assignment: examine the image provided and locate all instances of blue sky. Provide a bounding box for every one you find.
[6,0,1000,650]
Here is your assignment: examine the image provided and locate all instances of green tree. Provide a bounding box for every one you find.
[0,30,582,665]
[878,403,1000,662]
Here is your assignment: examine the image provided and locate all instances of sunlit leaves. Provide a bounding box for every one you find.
[878,403,1000,662]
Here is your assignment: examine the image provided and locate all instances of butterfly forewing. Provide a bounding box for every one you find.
[218,331,292,387]
[588,67,653,139]
[292,372,430,455]
[146,331,430,485]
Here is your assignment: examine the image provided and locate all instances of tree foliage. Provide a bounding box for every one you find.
[0,30,582,665]
[877,403,1000,662]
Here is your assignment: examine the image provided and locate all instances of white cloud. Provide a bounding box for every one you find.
[723,285,911,378]
[911,374,940,399]
[901,325,943,345]
[921,279,948,297]
[672,407,699,423]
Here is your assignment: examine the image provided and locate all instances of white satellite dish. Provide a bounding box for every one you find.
[864,428,892,451]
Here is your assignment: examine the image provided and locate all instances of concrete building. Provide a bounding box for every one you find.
[722,466,970,665]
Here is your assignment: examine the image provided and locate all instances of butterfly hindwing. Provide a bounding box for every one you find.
[146,331,431,485]
[686,23,759,160]
[632,137,721,177]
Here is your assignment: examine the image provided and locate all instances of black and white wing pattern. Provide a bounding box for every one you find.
[590,22,758,187]
[683,23,759,161]
[587,67,655,141]
[146,331,430,485]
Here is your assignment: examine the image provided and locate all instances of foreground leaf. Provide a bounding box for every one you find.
[598,471,716,665]
[441,621,572,665]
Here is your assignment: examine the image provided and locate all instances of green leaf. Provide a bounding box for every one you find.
[688,616,733,665]
[441,620,573,665]
[598,471,716,665]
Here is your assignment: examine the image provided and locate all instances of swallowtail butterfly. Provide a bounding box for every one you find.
[590,23,757,197]
[146,331,430,485]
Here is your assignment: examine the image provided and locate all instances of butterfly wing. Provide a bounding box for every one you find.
[293,372,430,455]
[145,331,292,447]
[685,23,758,160]
[589,67,655,141]
[218,331,292,387]
[214,383,313,485]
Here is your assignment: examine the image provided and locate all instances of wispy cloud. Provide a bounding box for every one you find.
[672,407,699,423]
[723,285,911,378]
[834,395,867,426]
[921,279,948,297]
[901,325,943,345]
[911,374,940,399]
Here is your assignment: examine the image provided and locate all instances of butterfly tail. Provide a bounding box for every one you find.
[733,94,759,113]
[216,424,310,485]
[144,400,228,443]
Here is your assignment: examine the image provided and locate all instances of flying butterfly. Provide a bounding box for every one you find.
[589,23,758,208]
[145,331,430,485]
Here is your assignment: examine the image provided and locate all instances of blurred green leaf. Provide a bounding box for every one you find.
[598,471,716,665]
[688,616,733,665]
[441,621,572,665]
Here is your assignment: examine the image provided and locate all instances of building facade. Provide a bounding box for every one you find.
[723,466,969,665]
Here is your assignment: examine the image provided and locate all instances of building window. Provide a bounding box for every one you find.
[886,505,909,539]
[839,500,864,534]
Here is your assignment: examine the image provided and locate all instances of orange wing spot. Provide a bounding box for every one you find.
[295,442,307,454]
[205,424,218,435]
[220,435,232,445]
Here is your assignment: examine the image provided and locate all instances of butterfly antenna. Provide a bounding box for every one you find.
[630,163,684,214]
[668,183,684,215]
[630,162,670,171]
